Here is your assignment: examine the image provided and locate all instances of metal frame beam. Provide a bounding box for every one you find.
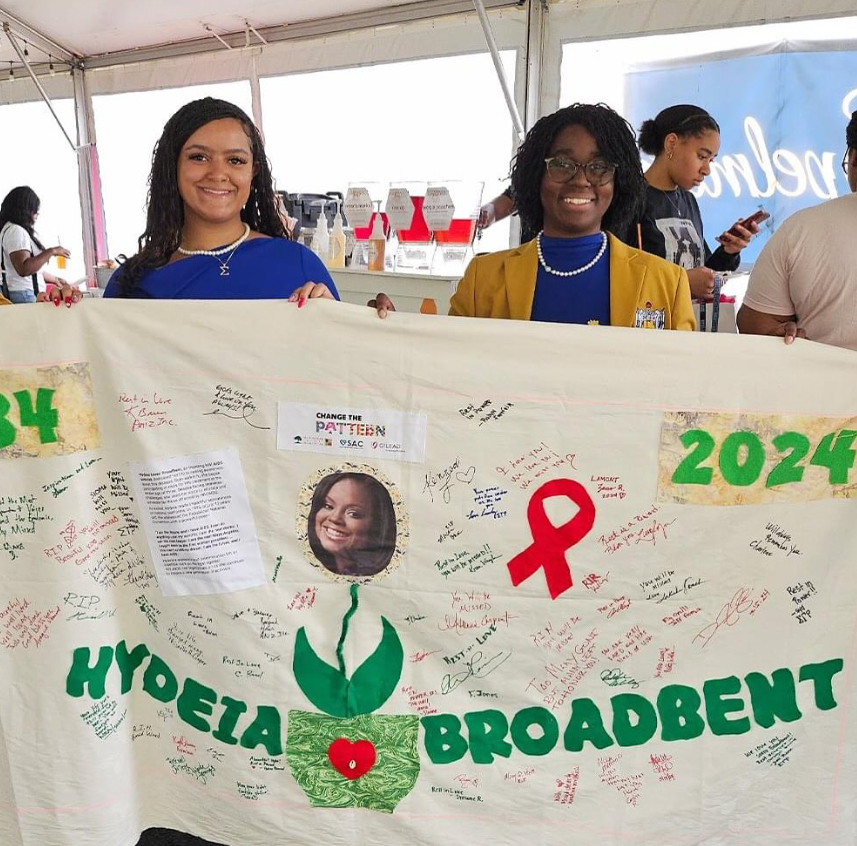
[472,0,525,141]
[249,53,264,139]
[0,5,78,62]
[79,0,518,69]
[523,0,547,130]
[72,66,109,279]
[3,24,76,150]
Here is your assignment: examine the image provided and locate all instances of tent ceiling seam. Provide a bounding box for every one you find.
[78,0,521,70]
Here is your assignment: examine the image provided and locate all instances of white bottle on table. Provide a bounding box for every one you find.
[367,207,386,273]
[328,204,346,269]
[316,210,330,266]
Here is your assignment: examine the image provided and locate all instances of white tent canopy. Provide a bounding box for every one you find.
[1,0,474,60]
[1,0,856,281]
[4,0,856,108]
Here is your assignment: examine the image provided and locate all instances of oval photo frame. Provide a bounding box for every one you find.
[296,462,408,584]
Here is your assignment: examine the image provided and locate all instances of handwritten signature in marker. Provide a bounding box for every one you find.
[441,651,511,695]
[692,587,754,649]
[410,650,441,663]
[203,404,270,430]
[423,458,475,504]
[600,667,640,689]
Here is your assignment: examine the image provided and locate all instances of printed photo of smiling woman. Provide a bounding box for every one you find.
[307,472,397,579]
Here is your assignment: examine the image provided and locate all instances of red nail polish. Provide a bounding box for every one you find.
[298,297,305,309]
[54,297,60,307]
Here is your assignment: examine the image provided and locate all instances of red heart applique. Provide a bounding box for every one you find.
[328,738,376,780]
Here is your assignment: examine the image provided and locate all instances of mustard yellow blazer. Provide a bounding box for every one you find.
[449,233,695,330]
[0,295,9,306]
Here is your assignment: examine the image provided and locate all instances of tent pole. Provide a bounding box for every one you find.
[72,66,109,281]
[3,24,76,150]
[472,0,525,142]
[523,0,548,130]
[250,53,264,140]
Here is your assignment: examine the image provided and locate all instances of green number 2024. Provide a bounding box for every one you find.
[672,428,857,488]
[0,388,59,448]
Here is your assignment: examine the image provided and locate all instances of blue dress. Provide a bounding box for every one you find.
[103,237,339,300]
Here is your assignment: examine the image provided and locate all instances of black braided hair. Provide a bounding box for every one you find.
[847,110,857,152]
[0,186,45,250]
[510,103,645,242]
[638,104,721,157]
[118,97,287,297]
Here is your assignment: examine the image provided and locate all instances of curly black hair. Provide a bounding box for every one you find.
[638,104,720,157]
[510,103,645,242]
[0,186,44,250]
[117,97,286,297]
[847,110,857,152]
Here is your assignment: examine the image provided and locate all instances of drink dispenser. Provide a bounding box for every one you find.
[387,182,434,274]
[424,181,483,275]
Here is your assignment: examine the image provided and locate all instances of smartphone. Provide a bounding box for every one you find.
[729,209,769,236]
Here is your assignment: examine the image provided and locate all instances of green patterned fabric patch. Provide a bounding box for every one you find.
[287,710,420,812]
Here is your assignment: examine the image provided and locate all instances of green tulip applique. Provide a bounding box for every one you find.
[287,585,420,812]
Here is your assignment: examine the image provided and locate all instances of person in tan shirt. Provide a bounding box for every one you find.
[737,111,857,349]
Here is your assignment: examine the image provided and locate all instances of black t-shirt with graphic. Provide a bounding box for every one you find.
[634,184,739,273]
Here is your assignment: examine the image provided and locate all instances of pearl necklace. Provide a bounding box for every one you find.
[536,230,608,277]
[176,223,251,277]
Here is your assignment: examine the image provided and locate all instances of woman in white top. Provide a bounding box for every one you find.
[0,186,73,304]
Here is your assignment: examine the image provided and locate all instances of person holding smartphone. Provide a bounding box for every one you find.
[634,104,762,301]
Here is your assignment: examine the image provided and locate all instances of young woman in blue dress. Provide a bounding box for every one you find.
[104,98,336,304]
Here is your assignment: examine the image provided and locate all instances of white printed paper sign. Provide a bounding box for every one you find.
[129,448,266,596]
[421,186,456,231]
[343,186,373,230]
[277,402,427,463]
[1,299,857,846]
[385,188,415,232]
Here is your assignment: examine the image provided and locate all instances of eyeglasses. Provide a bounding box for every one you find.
[842,149,852,174]
[544,156,617,186]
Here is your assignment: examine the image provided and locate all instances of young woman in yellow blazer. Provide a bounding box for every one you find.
[449,103,694,330]
[370,104,693,330]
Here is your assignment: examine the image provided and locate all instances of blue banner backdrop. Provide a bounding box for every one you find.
[626,49,857,263]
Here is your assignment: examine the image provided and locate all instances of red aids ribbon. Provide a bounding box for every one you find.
[506,479,596,599]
